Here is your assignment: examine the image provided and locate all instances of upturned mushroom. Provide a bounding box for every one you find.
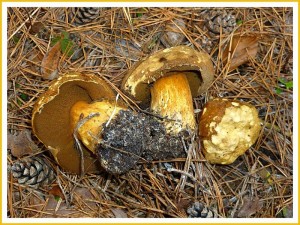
[198,98,261,164]
[32,73,116,174]
[121,45,215,134]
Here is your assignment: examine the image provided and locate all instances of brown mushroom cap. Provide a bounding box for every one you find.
[32,73,116,174]
[199,98,261,164]
[121,45,214,106]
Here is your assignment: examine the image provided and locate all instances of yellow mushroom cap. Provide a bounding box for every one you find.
[199,98,261,164]
[32,73,116,174]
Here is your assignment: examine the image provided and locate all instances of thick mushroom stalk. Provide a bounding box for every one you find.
[150,73,196,134]
[70,100,125,154]
[121,45,215,135]
[69,100,148,175]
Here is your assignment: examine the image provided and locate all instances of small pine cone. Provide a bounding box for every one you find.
[205,10,236,35]
[160,18,187,48]
[197,34,215,54]
[187,202,217,218]
[68,7,100,25]
[11,156,55,189]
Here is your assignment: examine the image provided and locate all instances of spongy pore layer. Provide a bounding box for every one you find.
[201,100,261,164]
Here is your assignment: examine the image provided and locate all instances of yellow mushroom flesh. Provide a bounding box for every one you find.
[70,100,126,154]
[150,73,196,134]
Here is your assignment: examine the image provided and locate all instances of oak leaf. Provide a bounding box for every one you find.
[223,36,258,72]
[7,129,39,158]
[41,41,61,80]
[237,196,263,217]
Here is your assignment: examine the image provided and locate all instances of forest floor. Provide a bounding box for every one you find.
[7,7,293,218]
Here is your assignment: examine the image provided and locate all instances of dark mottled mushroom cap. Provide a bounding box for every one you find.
[121,45,215,106]
[32,73,116,174]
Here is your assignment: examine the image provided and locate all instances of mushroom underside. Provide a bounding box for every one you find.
[32,76,116,174]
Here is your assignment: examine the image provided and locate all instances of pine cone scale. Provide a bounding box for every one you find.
[10,156,55,189]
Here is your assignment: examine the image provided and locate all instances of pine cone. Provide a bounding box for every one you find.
[11,156,56,189]
[197,34,214,54]
[160,18,186,48]
[205,9,236,35]
[187,201,217,218]
[68,7,100,25]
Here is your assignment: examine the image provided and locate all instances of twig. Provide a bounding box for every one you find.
[105,93,120,127]
[8,8,40,41]
[73,112,100,177]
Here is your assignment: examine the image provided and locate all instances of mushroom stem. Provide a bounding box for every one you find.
[150,73,196,134]
[70,100,126,154]
[70,100,152,175]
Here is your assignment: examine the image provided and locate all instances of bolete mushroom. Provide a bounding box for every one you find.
[121,45,214,134]
[198,98,261,164]
[69,100,149,175]
[32,73,116,174]
[69,100,125,154]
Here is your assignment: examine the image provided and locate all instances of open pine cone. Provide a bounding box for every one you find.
[187,201,218,218]
[10,156,56,189]
[205,9,236,35]
[68,7,100,25]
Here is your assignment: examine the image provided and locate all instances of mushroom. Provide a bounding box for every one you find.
[33,72,158,175]
[32,73,116,174]
[121,45,214,134]
[69,100,149,174]
[69,100,125,154]
[198,98,261,164]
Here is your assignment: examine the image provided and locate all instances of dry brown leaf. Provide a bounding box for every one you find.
[7,129,39,158]
[29,22,45,35]
[43,187,99,218]
[175,198,192,215]
[43,196,75,218]
[28,48,44,74]
[27,193,47,217]
[257,168,274,185]
[41,41,61,80]
[48,185,65,200]
[237,196,263,217]
[73,187,97,210]
[43,187,98,217]
[223,35,258,72]
[111,208,128,218]
[7,81,12,90]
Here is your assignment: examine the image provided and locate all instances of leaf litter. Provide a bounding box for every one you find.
[7,7,294,218]
[7,129,39,158]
